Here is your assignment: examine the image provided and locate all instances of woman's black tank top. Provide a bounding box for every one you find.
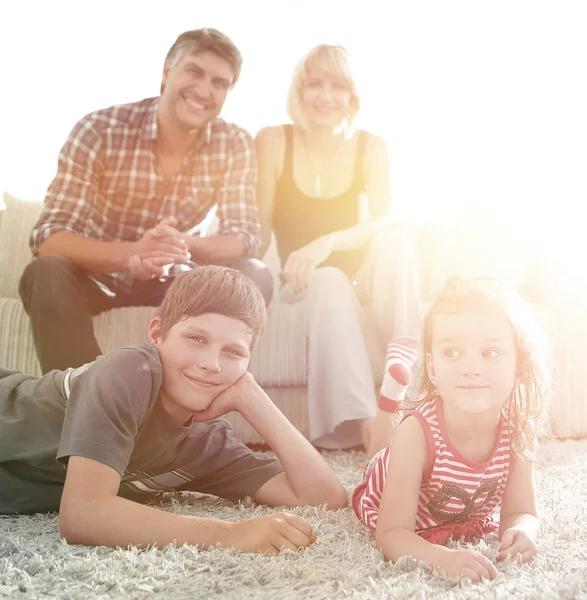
[272,124,369,278]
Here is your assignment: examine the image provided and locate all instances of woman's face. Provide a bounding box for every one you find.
[301,70,352,130]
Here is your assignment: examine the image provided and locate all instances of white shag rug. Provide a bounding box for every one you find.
[1,439,586,599]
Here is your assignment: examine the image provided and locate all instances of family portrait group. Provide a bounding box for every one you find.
[0,16,585,598]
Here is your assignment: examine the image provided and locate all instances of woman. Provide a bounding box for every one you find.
[255,44,421,452]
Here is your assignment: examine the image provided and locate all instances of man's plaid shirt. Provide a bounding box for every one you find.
[30,97,261,286]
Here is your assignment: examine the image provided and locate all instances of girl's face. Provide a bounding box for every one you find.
[426,310,518,417]
[301,70,351,130]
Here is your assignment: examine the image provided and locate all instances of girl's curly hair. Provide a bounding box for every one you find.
[415,276,553,461]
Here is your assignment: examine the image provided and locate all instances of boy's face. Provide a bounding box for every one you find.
[148,312,252,425]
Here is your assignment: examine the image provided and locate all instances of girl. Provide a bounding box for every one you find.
[353,277,552,581]
[255,44,422,451]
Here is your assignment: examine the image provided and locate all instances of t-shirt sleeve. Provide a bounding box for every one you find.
[56,346,162,476]
[178,420,283,502]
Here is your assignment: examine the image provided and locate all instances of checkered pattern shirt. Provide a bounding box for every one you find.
[30,97,260,287]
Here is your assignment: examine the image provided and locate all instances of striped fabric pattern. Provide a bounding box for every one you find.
[414,398,510,532]
[353,444,391,532]
[353,396,511,538]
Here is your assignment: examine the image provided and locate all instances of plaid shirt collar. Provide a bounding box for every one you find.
[142,97,213,147]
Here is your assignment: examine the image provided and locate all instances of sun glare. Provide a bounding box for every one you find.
[0,0,585,276]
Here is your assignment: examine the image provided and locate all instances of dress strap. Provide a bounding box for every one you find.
[353,130,369,187]
[280,124,294,184]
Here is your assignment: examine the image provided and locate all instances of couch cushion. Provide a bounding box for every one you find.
[0,296,310,386]
[0,193,42,299]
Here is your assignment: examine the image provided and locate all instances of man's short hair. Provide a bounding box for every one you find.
[163,28,243,89]
[156,266,266,351]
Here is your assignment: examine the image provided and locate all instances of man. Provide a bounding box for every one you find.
[20,28,273,374]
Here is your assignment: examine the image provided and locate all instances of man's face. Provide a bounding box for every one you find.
[149,312,251,424]
[160,50,234,133]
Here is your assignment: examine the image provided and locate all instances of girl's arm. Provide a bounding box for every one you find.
[497,444,539,562]
[376,417,498,582]
[254,126,284,259]
[375,416,438,561]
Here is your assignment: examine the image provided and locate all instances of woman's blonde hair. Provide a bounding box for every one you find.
[286,44,360,134]
[416,276,553,462]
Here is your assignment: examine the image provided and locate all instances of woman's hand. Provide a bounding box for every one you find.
[282,235,334,294]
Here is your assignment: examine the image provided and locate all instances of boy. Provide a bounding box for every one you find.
[1,266,347,554]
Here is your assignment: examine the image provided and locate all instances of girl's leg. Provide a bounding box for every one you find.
[355,230,423,352]
[352,444,391,531]
[367,337,419,457]
[303,267,377,449]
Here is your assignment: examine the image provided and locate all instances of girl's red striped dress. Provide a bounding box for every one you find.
[352,396,512,544]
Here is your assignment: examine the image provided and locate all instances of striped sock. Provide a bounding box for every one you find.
[385,337,419,385]
[378,337,419,412]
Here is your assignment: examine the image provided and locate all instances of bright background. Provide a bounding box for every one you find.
[0,0,585,233]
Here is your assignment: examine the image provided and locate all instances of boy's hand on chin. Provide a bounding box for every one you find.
[192,372,259,422]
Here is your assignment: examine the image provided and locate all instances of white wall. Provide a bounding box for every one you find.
[1,0,585,230]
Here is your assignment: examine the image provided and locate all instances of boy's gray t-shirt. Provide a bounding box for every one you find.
[0,343,282,514]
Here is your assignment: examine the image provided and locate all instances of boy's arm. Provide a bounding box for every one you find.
[193,373,348,509]
[497,444,539,562]
[60,456,231,548]
[60,456,315,552]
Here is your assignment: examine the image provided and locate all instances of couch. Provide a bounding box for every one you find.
[1,192,586,441]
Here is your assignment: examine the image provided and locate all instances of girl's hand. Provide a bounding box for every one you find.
[439,548,498,582]
[281,235,334,294]
[497,527,537,563]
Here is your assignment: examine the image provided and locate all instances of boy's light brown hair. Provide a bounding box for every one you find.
[157,266,267,351]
